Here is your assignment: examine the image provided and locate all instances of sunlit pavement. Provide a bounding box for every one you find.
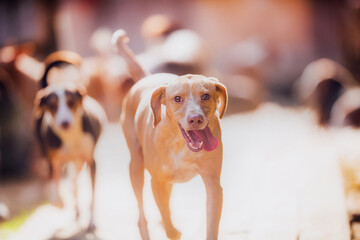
[4,103,356,240]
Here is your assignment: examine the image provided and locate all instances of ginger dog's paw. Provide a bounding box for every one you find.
[138,219,150,240]
[166,228,181,240]
[87,221,96,233]
[75,207,80,220]
[50,198,64,209]
[48,190,64,208]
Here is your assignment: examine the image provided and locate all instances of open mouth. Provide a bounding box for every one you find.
[178,123,219,152]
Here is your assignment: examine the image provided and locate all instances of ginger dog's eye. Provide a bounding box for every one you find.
[174,96,183,102]
[201,94,210,101]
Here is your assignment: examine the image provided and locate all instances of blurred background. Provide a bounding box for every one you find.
[1,0,360,239]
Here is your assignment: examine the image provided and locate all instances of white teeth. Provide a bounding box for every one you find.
[180,124,203,150]
[189,141,203,150]
[189,142,198,149]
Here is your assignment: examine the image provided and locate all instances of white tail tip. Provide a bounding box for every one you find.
[111,29,129,53]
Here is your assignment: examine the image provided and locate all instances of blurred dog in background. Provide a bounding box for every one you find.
[294,57,360,233]
[0,43,45,177]
[33,51,107,231]
[293,58,358,126]
[82,28,134,121]
[138,14,207,76]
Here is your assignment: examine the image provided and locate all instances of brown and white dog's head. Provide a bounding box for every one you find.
[35,80,86,131]
[151,74,227,152]
[34,51,85,132]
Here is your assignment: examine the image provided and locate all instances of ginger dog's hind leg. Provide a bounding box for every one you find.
[129,146,150,240]
[88,160,97,232]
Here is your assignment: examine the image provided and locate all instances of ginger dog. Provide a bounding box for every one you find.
[33,51,106,231]
[112,30,227,240]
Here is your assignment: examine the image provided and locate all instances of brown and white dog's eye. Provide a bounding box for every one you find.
[46,94,58,112]
[67,99,75,108]
[201,94,210,101]
[48,103,57,112]
[174,96,183,103]
[65,91,79,109]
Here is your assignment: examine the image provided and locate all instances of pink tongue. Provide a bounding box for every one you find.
[193,126,219,151]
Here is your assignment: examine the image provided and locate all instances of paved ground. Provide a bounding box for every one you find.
[2,102,358,240]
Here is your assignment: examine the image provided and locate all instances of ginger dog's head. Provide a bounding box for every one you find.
[151,74,227,152]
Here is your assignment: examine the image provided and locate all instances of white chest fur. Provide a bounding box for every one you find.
[59,132,95,162]
[164,145,200,183]
[149,119,203,183]
[47,111,95,163]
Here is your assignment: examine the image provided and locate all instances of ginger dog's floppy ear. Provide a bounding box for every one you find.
[151,85,167,127]
[215,80,228,119]
[209,77,227,118]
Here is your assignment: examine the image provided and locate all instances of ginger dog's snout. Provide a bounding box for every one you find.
[187,114,204,126]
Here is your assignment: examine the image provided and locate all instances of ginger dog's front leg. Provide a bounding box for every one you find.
[151,178,181,240]
[200,173,223,240]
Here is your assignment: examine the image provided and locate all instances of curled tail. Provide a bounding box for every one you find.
[111,29,149,82]
[40,50,82,89]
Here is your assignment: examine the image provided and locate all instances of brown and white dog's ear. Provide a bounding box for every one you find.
[215,82,228,119]
[34,89,47,118]
[150,85,167,127]
[74,83,86,102]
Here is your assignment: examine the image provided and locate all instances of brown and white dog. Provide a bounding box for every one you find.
[33,51,107,231]
[112,30,227,240]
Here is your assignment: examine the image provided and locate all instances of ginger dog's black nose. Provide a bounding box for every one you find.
[188,115,204,125]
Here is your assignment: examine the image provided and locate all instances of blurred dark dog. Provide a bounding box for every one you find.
[33,51,107,231]
[330,86,360,128]
[213,38,270,113]
[332,86,360,233]
[295,58,360,233]
[0,43,44,177]
[294,58,358,125]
